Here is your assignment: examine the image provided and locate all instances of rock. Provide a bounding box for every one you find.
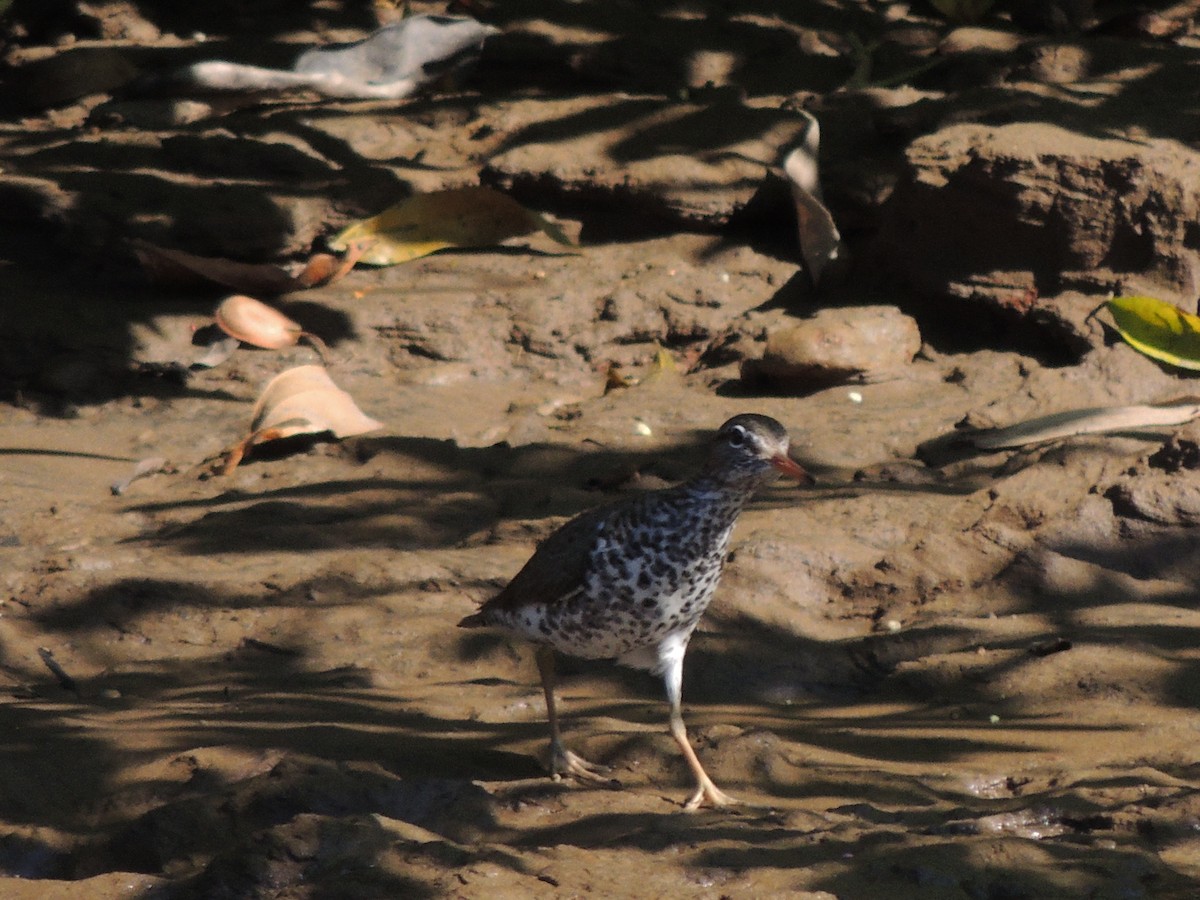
[1105,475,1200,527]
[1018,42,1091,84]
[741,305,921,391]
[938,27,1025,55]
[483,95,812,227]
[872,122,1200,335]
[89,99,216,128]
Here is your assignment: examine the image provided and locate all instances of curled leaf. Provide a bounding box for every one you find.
[1105,295,1200,371]
[329,186,576,266]
[221,365,383,474]
[969,398,1200,450]
[216,295,302,349]
[250,366,381,437]
[214,295,330,363]
[294,242,368,288]
[133,240,359,295]
[602,347,679,394]
[780,114,842,286]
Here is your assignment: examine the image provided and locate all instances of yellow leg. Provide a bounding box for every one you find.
[661,640,739,811]
[536,645,611,783]
[669,704,738,811]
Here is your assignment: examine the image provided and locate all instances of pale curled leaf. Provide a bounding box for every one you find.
[329,186,577,266]
[968,398,1200,450]
[1105,295,1200,371]
[215,295,303,350]
[222,366,383,474]
[214,296,331,364]
[781,114,841,286]
[250,365,383,439]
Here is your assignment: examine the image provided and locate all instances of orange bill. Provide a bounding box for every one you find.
[772,454,814,485]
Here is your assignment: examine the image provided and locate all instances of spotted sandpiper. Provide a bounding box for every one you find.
[459,414,811,810]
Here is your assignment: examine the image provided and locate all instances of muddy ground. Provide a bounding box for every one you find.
[3,1,1200,898]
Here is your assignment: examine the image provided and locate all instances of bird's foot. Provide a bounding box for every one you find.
[683,779,740,812]
[548,743,615,785]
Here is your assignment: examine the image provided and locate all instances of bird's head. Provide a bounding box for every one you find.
[703,414,813,489]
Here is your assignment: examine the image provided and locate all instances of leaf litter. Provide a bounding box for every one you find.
[329,186,577,266]
[133,240,364,296]
[219,365,383,475]
[780,112,842,287]
[962,398,1200,450]
[214,295,330,363]
[1104,294,1200,371]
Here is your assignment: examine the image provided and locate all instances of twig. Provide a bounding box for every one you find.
[37,647,78,694]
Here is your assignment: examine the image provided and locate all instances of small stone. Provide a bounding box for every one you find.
[90,99,215,129]
[1022,43,1090,84]
[742,305,921,391]
[939,27,1025,55]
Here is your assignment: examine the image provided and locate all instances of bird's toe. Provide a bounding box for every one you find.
[683,781,740,812]
[550,744,616,785]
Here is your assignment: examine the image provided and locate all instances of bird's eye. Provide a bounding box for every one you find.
[726,425,747,448]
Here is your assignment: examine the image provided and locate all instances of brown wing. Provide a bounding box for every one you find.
[470,501,618,618]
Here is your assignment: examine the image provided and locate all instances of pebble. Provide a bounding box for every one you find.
[741,305,921,391]
[939,26,1025,56]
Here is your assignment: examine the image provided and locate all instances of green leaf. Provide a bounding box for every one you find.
[1106,295,1200,371]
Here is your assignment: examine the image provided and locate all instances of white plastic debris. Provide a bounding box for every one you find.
[176,15,500,100]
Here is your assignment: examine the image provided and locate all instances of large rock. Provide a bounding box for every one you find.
[872,122,1200,319]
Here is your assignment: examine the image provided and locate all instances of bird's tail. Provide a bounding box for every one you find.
[457,611,487,628]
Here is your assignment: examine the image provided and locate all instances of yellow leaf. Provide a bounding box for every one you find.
[641,347,679,385]
[1106,295,1200,371]
[329,186,576,265]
